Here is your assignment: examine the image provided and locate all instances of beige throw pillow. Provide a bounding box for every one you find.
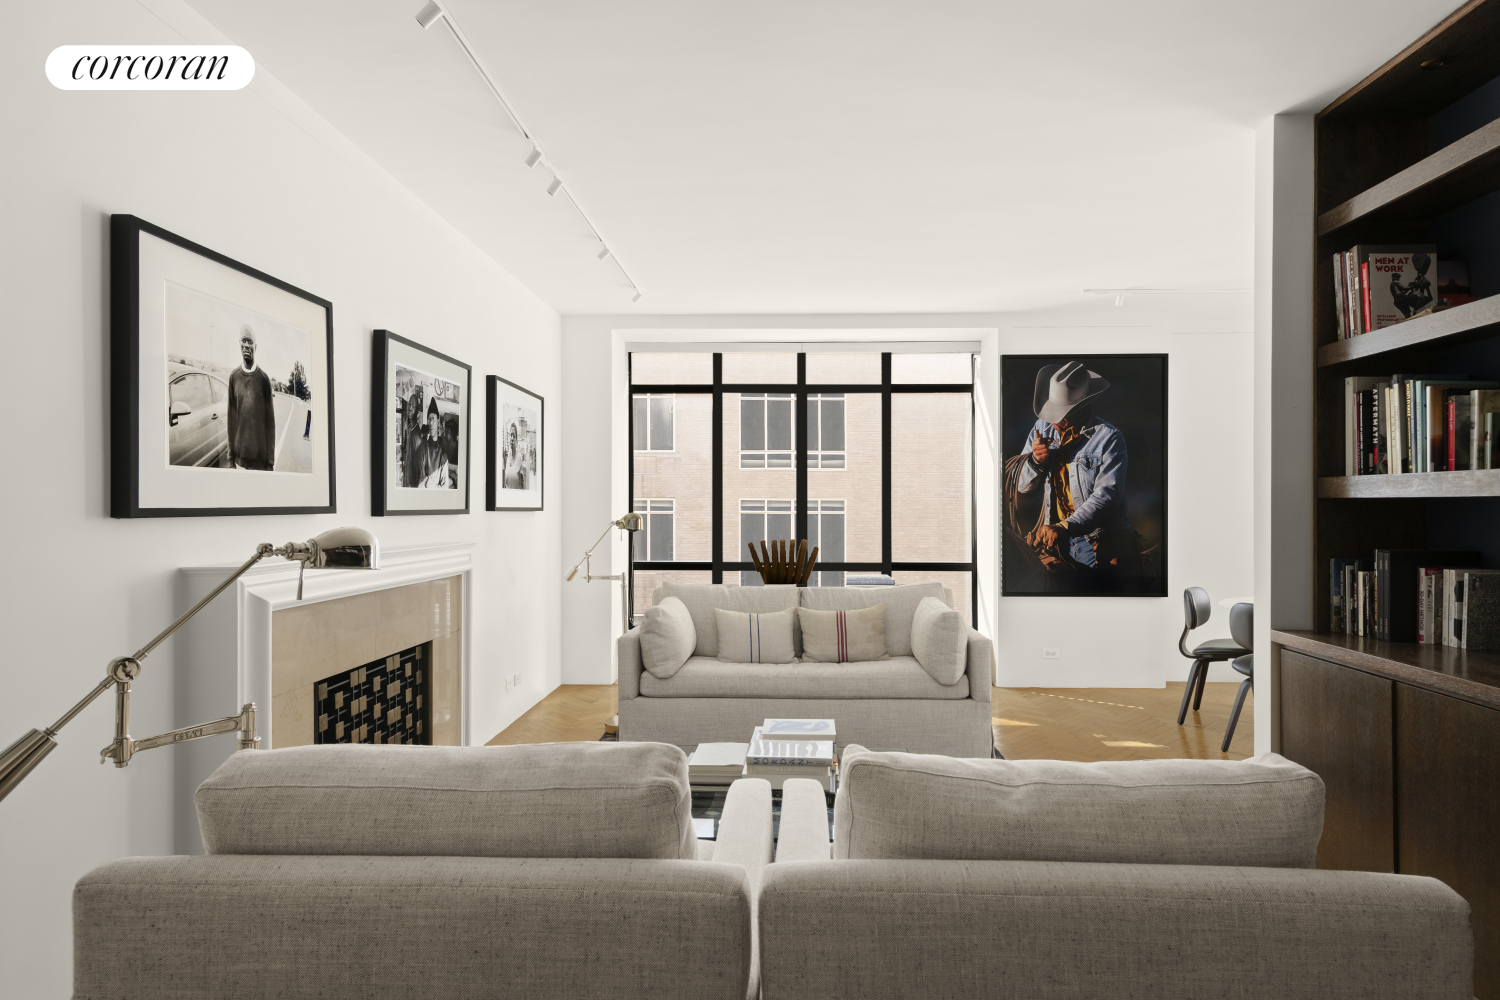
[798,604,889,663]
[639,597,697,679]
[714,607,798,664]
[910,596,967,685]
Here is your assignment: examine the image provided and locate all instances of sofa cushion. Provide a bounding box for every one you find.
[799,582,946,656]
[638,656,970,700]
[834,748,1324,868]
[910,596,967,685]
[799,605,889,663]
[641,597,698,678]
[657,582,801,657]
[196,742,698,860]
[715,607,798,664]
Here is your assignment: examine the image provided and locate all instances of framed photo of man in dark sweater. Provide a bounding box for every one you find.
[110,215,335,517]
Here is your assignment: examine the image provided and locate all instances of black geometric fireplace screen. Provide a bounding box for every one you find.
[313,642,431,746]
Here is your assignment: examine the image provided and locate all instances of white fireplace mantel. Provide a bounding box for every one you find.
[170,541,475,853]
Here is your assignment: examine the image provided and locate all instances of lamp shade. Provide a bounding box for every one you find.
[309,527,380,570]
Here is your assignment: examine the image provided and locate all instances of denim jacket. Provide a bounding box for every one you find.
[1016,416,1129,568]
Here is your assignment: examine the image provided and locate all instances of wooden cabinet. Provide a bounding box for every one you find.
[1279,650,1394,872]
[1276,632,1500,998]
[1397,684,1500,1000]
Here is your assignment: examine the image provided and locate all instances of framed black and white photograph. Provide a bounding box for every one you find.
[110,214,335,518]
[372,329,471,515]
[1001,353,1167,597]
[486,375,544,511]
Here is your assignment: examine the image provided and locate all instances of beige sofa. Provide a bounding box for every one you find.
[618,581,994,757]
[763,749,1474,999]
[73,743,773,1000]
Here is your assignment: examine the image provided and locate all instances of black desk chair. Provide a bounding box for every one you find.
[1176,588,1249,726]
[1221,602,1254,753]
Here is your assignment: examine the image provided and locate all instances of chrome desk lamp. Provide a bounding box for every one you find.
[0,527,379,804]
[565,512,642,636]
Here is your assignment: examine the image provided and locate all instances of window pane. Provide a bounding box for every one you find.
[892,570,973,629]
[821,397,845,450]
[633,569,711,618]
[892,393,972,561]
[722,352,796,383]
[632,396,648,450]
[724,393,795,563]
[766,396,793,451]
[649,511,674,561]
[631,353,712,384]
[633,394,710,561]
[740,397,764,451]
[892,353,973,384]
[808,392,881,562]
[806,353,881,384]
[650,397,674,451]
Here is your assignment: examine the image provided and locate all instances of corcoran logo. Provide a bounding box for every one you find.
[46,45,254,90]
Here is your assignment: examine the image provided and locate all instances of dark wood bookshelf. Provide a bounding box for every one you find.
[1302,9,1500,993]
[1316,293,1500,365]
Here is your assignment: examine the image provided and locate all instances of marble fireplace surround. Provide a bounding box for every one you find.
[173,541,474,852]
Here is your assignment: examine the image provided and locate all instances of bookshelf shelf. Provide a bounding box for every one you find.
[1316,294,1500,366]
[1318,469,1500,498]
[1272,629,1500,711]
[1317,116,1500,237]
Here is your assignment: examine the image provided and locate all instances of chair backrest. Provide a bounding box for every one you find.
[1179,587,1211,657]
[1230,601,1254,651]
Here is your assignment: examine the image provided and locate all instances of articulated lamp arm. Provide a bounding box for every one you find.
[564,512,643,635]
[0,528,379,805]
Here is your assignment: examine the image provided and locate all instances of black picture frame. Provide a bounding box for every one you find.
[1000,353,1168,597]
[372,329,472,516]
[486,375,545,511]
[110,214,336,518]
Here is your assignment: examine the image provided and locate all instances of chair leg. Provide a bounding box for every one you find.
[1221,677,1253,753]
[1176,659,1205,725]
[1191,660,1211,711]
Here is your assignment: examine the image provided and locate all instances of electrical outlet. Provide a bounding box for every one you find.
[1041,648,1061,659]
[505,676,513,690]
[512,673,522,687]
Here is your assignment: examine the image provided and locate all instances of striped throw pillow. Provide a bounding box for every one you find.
[714,607,798,664]
[798,604,888,663]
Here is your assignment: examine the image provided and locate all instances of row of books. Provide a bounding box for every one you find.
[1331,246,1473,340]
[1331,551,1500,649]
[686,718,837,788]
[1344,375,1500,475]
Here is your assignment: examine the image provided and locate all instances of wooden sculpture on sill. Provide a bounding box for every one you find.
[748,539,819,585]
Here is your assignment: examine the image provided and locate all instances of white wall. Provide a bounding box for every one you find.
[561,304,1254,690]
[1253,115,1316,755]
[0,2,562,995]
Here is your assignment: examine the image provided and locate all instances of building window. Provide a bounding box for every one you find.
[739,499,793,585]
[740,393,794,468]
[633,499,675,562]
[807,394,846,469]
[633,394,674,452]
[806,499,845,587]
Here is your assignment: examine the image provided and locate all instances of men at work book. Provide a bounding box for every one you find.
[1376,550,1481,642]
[1355,245,1436,329]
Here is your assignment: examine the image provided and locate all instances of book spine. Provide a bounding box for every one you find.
[1448,397,1457,472]
[1361,261,1373,333]
[1488,412,1496,471]
[1344,379,1357,476]
[1376,552,1386,640]
[1406,381,1415,473]
[1348,252,1362,336]
[1419,571,1429,644]
[1344,565,1355,634]
[1373,387,1383,474]
[1333,253,1347,340]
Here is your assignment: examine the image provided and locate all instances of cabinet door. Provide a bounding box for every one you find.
[1278,650,1394,871]
[1397,684,1499,999]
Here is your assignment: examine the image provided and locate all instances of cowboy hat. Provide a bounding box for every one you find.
[1032,361,1109,422]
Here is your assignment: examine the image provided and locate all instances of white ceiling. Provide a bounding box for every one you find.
[188,0,1460,315]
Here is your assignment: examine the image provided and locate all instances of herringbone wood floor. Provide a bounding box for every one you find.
[488,681,1254,761]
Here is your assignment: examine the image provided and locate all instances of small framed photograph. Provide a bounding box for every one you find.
[110,215,336,518]
[486,376,544,511]
[372,330,471,516]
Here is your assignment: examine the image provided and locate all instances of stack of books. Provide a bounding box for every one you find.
[1330,550,1500,649]
[746,719,835,791]
[1331,245,1468,340]
[1342,375,1500,475]
[686,742,748,785]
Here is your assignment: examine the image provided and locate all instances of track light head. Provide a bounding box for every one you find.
[524,147,543,168]
[631,290,642,303]
[546,177,563,196]
[415,1,445,29]
[597,246,612,261]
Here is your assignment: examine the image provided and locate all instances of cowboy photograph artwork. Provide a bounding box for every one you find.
[1002,354,1166,596]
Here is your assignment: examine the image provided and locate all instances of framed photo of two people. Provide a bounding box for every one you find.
[1001,354,1167,597]
[372,329,471,516]
[110,215,335,518]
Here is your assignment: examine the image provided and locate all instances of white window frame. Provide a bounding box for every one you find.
[739,393,795,469]
[633,393,675,453]
[806,499,846,587]
[807,393,846,470]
